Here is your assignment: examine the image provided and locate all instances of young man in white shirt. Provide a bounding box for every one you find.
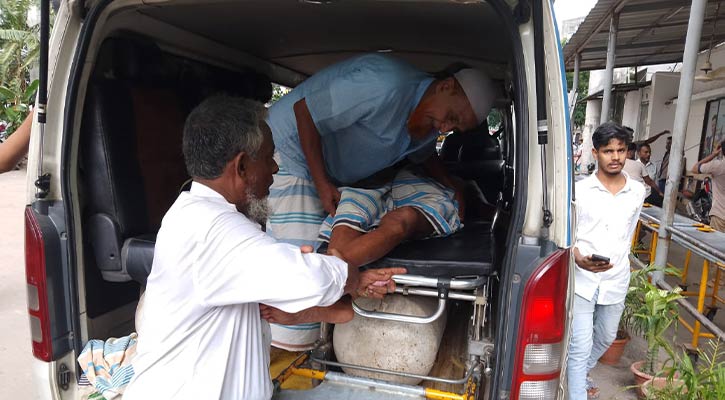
[567,122,646,400]
[125,96,405,400]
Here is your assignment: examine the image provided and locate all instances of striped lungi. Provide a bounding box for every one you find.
[266,156,328,350]
[318,167,461,242]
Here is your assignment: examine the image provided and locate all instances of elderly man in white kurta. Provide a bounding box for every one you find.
[125,96,404,400]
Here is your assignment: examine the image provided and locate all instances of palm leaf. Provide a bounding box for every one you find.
[0,85,14,99]
[0,29,30,42]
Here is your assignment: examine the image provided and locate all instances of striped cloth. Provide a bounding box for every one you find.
[266,156,328,350]
[77,333,137,400]
[318,167,461,242]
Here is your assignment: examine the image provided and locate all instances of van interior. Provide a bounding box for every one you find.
[72,0,522,396]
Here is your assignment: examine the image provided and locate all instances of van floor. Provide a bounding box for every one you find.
[422,300,472,393]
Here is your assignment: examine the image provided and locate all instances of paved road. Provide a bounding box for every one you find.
[0,169,38,399]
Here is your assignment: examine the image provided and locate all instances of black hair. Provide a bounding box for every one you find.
[627,142,637,152]
[592,122,630,150]
[638,143,651,151]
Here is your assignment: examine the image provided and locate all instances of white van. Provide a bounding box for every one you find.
[25,1,574,399]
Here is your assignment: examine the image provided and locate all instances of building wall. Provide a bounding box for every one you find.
[645,73,680,171]
[579,44,725,173]
[621,90,641,131]
[685,100,707,168]
[579,99,601,169]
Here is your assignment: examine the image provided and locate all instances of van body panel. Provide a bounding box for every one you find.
[29,1,574,399]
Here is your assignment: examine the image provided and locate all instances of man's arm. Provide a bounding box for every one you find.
[0,111,32,173]
[293,98,340,216]
[692,144,721,174]
[640,163,663,196]
[422,152,466,220]
[643,175,662,196]
[634,129,670,146]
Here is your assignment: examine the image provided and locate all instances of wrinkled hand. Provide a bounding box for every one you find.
[317,179,341,217]
[355,267,407,299]
[575,254,613,273]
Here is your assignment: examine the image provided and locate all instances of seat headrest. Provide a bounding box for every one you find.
[94,37,163,82]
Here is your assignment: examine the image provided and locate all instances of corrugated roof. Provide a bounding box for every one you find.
[563,0,725,71]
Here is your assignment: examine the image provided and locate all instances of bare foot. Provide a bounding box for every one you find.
[260,304,309,325]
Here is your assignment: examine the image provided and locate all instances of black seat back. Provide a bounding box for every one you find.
[80,38,189,283]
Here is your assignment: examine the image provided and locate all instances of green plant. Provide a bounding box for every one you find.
[625,264,683,375]
[648,340,725,400]
[0,0,48,133]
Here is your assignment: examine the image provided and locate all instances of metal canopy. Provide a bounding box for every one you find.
[563,0,725,71]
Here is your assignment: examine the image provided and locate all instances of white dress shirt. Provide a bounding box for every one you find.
[125,182,348,400]
[574,173,645,304]
[639,159,657,182]
[640,159,657,198]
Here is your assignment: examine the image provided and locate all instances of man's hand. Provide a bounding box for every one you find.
[355,267,407,299]
[316,179,341,217]
[574,249,613,273]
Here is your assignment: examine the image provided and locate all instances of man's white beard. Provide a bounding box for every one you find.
[245,188,271,225]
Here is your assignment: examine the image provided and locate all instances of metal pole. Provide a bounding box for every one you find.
[600,13,619,124]
[653,0,709,280]
[572,53,580,94]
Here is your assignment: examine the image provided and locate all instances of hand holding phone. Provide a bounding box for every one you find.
[573,248,613,273]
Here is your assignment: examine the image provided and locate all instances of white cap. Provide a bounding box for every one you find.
[453,68,496,126]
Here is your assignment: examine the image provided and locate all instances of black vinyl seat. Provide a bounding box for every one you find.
[368,221,494,278]
[80,37,272,285]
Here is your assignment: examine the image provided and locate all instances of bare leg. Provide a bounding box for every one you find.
[264,207,432,326]
[260,296,354,325]
[329,206,433,267]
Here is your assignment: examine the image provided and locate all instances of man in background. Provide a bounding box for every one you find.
[692,142,725,232]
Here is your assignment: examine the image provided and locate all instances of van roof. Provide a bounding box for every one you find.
[139,0,512,82]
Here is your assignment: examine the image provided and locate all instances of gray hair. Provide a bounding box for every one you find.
[183,95,267,179]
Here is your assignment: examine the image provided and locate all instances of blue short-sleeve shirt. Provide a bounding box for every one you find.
[267,54,436,185]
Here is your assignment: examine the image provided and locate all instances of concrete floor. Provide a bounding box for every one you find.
[0,169,39,399]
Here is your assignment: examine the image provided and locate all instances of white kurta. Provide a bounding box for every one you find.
[125,182,348,400]
[574,173,645,305]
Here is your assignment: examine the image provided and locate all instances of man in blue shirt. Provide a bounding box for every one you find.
[265,54,496,350]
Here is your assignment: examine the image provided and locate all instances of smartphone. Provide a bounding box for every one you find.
[590,254,610,263]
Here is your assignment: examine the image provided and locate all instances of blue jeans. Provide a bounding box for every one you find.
[567,291,625,400]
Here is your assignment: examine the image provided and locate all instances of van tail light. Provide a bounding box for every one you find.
[25,206,53,361]
[511,249,569,400]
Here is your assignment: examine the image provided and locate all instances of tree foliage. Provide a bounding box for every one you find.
[561,39,589,129]
[0,0,44,135]
[566,70,589,129]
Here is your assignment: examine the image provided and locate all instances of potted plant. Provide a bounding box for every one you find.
[625,265,683,397]
[643,340,725,400]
